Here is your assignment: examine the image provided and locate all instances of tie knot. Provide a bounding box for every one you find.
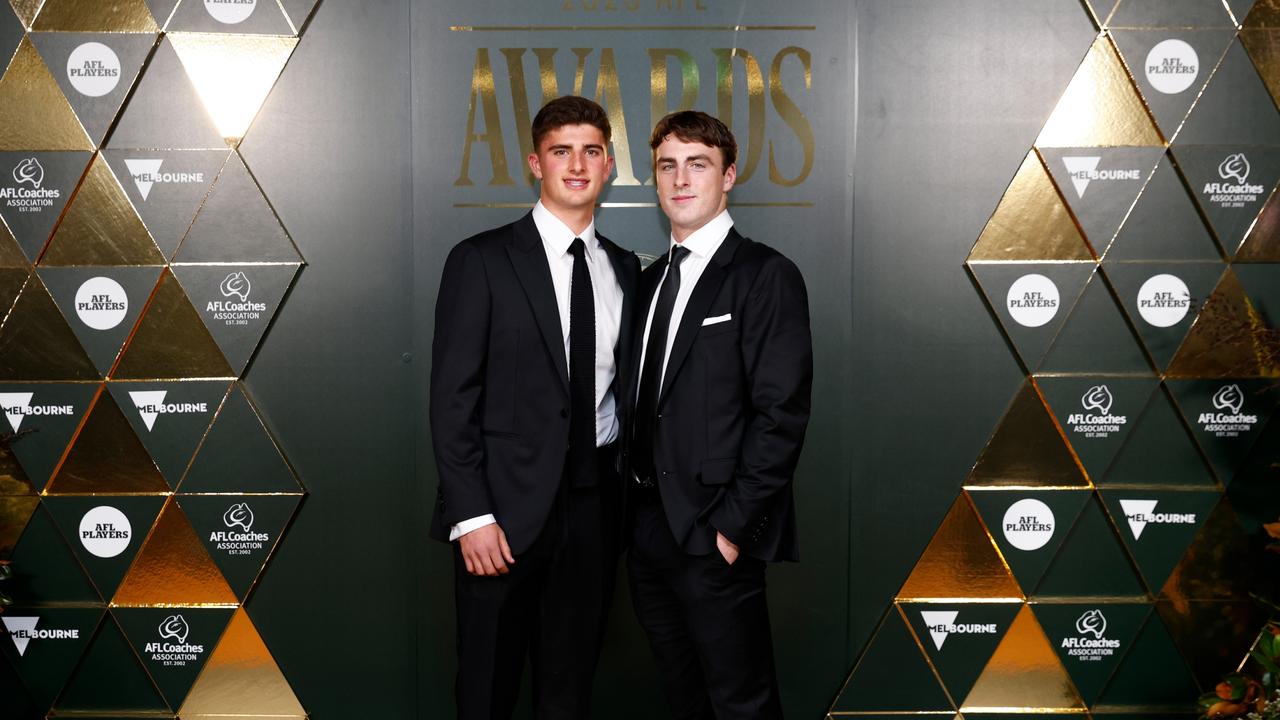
[670,245,691,267]
[569,237,586,258]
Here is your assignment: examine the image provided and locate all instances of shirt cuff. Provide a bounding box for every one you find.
[449,514,497,541]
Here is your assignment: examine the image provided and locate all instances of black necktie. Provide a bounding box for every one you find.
[567,238,597,488]
[633,245,690,485]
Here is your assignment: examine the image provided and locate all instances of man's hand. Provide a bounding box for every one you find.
[459,523,515,576]
[716,531,740,566]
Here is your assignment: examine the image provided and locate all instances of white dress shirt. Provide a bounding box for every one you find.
[451,201,624,540]
[637,210,734,399]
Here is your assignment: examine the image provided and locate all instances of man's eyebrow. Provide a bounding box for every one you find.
[548,143,606,151]
[656,154,711,164]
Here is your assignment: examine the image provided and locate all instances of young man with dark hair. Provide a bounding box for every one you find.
[627,109,812,719]
[430,95,640,719]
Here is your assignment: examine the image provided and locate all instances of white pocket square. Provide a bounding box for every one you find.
[701,313,732,327]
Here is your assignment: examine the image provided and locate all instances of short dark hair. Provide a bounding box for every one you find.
[649,110,737,169]
[531,96,611,150]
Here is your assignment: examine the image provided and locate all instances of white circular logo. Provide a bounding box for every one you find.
[204,0,258,24]
[1136,273,1191,328]
[1145,39,1199,95]
[1002,499,1055,551]
[66,42,121,98]
[74,276,128,330]
[78,506,132,558]
[1006,274,1060,328]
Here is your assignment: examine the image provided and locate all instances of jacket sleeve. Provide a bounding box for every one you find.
[429,241,495,525]
[709,255,813,546]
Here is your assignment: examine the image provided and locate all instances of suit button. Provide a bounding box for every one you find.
[559,408,568,418]
[656,413,662,420]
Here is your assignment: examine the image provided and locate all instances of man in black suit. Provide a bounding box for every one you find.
[429,96,640,719]
[627,110,812,719]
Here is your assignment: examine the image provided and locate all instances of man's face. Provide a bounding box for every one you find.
[527,123,613,219]
[654,135,736,242]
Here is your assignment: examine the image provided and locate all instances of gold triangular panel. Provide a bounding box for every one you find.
[1246,0,1280,28]
[1160,499,1254,602]
[1036,33,1164,148]
[960,605,1086,712]
[0,265,26,317]
[897,495,1023,601]
[967,152,1095,261]
[168,33,298,143]
[1241,29,1280,108]
[9,0,43,28]
[1236,187,1280,262]
[0,37,90,150]
[0,494,39,557]
[0,218,25,268]
[968,381,1090,487]
[0,273,99,380]
[45,386,170,494]
[1165,269,1279,377]
[30,0,158,31]
[179,607,307,717]
[113,269,234,380]
[113,497,237,605]
[40,153,165,266]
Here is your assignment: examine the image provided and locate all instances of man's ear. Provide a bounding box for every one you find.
[722,163,737,193]
[528,153,543,180]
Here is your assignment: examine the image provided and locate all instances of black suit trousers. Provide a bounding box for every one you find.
[627,500,783,720]
[453,449,621,720]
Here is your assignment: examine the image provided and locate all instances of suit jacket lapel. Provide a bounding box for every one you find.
[506,213,569,396]
[658,229,743,408]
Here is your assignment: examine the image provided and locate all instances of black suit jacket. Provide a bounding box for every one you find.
[626,228,811,563]
[429,212,640,554]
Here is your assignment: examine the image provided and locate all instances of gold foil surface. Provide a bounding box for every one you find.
[967,152,1094,261]
[1165,270,1279,377]
[0,444,36,495]
[0,221,26,267]
[0,274,99,380]
[1036,34,1164,148]
[1241,30,1280,109]
[113,269,234,380]
[1247,0,1280,28]
[8,0,44,27]
[897,495,1023,601]
[967,381,1090,487]
[41,154,165,266]
[45,388,169,494]
[0,38,92,151]
[0,495,38,558]
[179,608,306,716]
[113,498,237,606]
[1237,188,1280,261]
[1161,501,1251,603]
[168,33,298,142]
[961,605,1086,712]
[30,0,158,32]
[0,266,27,318]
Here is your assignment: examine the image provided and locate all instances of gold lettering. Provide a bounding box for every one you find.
[626,0,640,8]
[582,0,598,9]
[595,48,640,186]
[649,49,699,132]
[605,0,617,9]
[562,0,572,8]
[501,48,538,186]
[455,48,514,187]
[534,48,560,102]
[657,0,673,9]
[768,46,814,187]
[714,48,764,183]
[572,47,591,96]
[695,0,706,8]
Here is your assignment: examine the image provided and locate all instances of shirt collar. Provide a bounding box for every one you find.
[533,200,598,258]
[670,209,733,260]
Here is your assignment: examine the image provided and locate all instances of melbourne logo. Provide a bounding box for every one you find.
[205,0,257,24]
[144,614,204,666]
[122,159,207,202]
[1197,383,1258,438]
[2,616,80,657]
[211,501,270,555]
[1204,152,1265,209]
[127,390,210,432]
[1006,274,1060,328]
[12,157,43,188]
[66,42,121,97]
[1145,38,1199,95]
[918,610,998,651]
[74,277,128,330]
[0,392,75,432]
[1136,274,1191,328]
[1067,384,1127,439]
[1061,156,1142,199]
[1002,498,1055,551]
[1061,609,1120,662]
[208,271,266,325]
[78,506,131,559]
[1118,499,1197,540]
[2,158,60,213]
